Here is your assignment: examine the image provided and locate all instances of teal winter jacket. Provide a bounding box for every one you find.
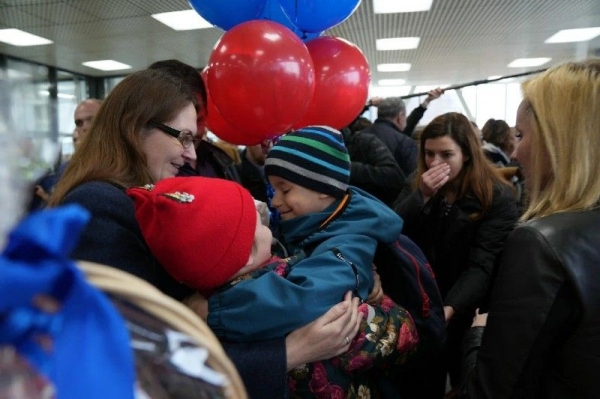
[208,187,403,342]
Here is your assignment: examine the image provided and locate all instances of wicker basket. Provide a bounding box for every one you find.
[78,260,247,399]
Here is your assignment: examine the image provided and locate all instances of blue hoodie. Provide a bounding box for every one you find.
[208,187,403,342]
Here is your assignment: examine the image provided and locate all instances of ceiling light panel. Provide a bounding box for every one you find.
[377,63,412,72]
[376,37,420,51]
[545,27,600,43]
[373,0,433,14]
[507,58,551,68]
[151,10,213,31]
[82,60,132,71]
[0,29,52,46]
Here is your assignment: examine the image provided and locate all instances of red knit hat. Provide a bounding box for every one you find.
[127,176,256,297]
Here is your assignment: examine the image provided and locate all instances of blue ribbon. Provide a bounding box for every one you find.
[0,205,134,399]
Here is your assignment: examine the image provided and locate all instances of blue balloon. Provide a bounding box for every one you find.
[278,0,361,33]
[188,0,268,31]
[261,0,323,42]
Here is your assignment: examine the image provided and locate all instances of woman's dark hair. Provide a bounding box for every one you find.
[482,118,511,153]
[148,59,207,107]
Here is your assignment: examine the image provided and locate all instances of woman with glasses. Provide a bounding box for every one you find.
[462,59,600,398]
[48,68,360,398]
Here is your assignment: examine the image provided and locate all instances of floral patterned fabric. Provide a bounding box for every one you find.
[288,295,418,398]
[224,254,420,398]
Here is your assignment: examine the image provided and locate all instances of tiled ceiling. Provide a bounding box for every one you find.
[0,0,599,88]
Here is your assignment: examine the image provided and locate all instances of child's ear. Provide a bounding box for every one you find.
[317,193,333,200]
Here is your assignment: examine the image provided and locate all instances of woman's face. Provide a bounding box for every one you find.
[506,127,518,155]
[513,100,551,191]
[141,103,198,182]
[424,135,466,181]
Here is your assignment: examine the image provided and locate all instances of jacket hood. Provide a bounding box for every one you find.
[280,186,403,254]
[482,141,510,164]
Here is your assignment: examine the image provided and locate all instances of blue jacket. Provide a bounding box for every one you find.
[61,181,288,399]
[208,187,403,342]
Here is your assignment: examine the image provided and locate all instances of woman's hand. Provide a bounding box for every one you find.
[285,291,361,370]
[471,308,488,328]
[367,266,383,305]
[420,161,450,203]
[183,292,209,321]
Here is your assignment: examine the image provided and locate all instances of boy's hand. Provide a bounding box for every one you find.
[367,266,383,305]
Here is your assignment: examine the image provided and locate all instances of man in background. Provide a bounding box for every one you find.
[30,99,101,210]
[74,99,102,144]
[236,140,271,203]
[360,88,443,177]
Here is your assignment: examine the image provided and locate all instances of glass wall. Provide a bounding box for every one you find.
[0,57,60,243]
[104,76,126,96]
[56,70,87,158]
[368,79,527,128]
[1,58,60,175]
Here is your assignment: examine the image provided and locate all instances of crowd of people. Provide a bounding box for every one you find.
[17,57,599,398]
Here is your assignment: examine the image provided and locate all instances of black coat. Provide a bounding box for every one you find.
[342,128,405,207]
[360,119,418,177]
[235,148,269,203]
[394,184,519,315]
[462,208,600,399]
[178,140,240,182]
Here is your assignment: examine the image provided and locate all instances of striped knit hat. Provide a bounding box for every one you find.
[265,126,350,198]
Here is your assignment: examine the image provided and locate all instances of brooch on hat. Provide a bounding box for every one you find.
[160,191,195,203]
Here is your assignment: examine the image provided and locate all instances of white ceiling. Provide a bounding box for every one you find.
[1,0,599,89]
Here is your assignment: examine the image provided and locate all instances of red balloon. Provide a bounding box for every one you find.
[294,36,370,130]
[201,69,265,145]
[207,20,315,140]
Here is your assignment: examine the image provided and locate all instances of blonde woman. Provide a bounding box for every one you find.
[463,59,600,398]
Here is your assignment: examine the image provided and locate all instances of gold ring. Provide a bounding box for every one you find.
[345,336,350,345]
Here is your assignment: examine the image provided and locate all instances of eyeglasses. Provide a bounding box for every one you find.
[147,121,199,149]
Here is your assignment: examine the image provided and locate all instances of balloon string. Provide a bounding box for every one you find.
[294,0,299,24]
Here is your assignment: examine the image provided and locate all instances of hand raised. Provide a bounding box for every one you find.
[420,161,450,202]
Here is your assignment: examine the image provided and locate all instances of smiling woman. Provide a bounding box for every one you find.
[46,66,364,399]
[142,104,198,181]
[48,68,198,295]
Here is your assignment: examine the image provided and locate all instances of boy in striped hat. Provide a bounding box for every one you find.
[206,125,414,396]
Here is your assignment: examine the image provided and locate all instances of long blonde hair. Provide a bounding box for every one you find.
[520,59,600,221]
[49,69,196,206]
